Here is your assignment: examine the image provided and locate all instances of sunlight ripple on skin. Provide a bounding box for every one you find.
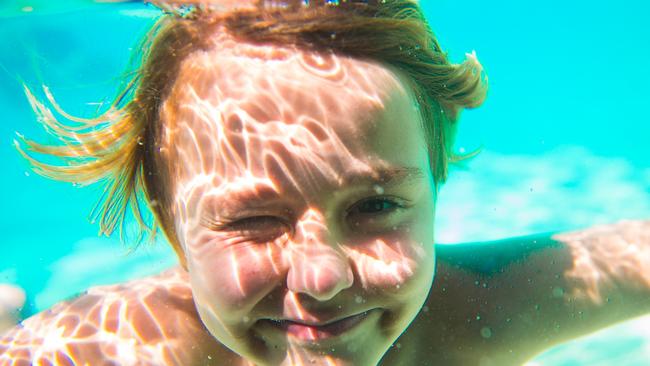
[163,30,435,365]
[556,221,650,305]
[0,269,226,365]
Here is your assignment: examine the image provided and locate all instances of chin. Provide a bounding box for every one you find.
[236,308,397,366]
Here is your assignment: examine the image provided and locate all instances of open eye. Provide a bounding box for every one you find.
[353,198,401,214]
[346,197,409,232]
[348,197,404,215]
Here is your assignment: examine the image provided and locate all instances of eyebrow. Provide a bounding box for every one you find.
[206,166,426,217]
[340,166,426,189]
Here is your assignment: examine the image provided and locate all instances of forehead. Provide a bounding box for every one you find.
[160,32,426,194]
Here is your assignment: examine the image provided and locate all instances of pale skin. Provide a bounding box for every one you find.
[1,33,649,366]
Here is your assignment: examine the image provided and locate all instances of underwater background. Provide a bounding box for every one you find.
[0,0,648,364]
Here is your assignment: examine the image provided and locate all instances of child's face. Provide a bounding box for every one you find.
[161,34,436,366]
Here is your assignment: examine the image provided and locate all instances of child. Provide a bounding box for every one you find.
[1,1,648,365]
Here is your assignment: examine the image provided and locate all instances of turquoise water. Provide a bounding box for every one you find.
[0,1,648,364]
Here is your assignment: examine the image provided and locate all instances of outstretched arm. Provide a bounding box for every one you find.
[422,220,650,365]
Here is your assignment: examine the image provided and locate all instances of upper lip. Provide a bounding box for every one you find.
[263,309,372,327]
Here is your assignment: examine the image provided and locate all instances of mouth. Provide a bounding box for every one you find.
[258,309,378,342]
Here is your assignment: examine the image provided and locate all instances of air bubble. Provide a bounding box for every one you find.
[355,295,363,304]
[373,184,384,194]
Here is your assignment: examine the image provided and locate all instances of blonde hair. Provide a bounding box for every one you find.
[16,0,487,264]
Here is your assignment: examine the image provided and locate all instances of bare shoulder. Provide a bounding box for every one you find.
[0,267,238,366]
[407,220,650,365]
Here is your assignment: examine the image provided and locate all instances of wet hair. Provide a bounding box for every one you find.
[17,0,487,264]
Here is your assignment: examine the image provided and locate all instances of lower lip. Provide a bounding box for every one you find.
[264,310,374,341]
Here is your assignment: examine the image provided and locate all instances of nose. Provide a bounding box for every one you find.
[286,209,354,301]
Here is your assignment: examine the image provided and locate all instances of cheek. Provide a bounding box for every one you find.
[344,228,434,292]
[186,235,286,314]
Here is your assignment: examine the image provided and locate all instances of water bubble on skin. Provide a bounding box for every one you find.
[476,314,481,320]
[480,327,492,339]
[243,316,250,323]
[373,184,385,195]
[355,295,363,304]
[137,136,144,146]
